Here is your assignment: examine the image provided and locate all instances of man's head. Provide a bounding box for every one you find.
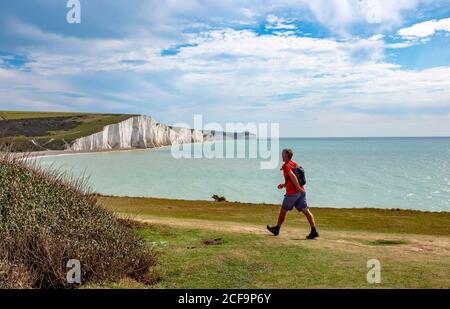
[282,148,293,163]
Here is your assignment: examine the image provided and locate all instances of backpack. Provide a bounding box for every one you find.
[290,163,306,186]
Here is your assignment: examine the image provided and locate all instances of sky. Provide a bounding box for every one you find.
[0,0,450,137]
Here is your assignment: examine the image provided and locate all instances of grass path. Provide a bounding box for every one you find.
[100,196,450,236]
[94,196,450,288]
[121,213,450,260]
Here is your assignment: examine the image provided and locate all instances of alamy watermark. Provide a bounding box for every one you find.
[366,259,381,284]
[66,259,81,285]
[66,0,81,24]
[170,115,280,170]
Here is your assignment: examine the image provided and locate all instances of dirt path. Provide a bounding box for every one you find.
[119,214,450,261]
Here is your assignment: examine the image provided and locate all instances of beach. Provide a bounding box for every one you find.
[10,147,150,159]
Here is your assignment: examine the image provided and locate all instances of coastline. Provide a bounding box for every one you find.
[14,149,449,213]
[10,147,149,159]
[8,141,207,159]
[2,147,450,289]
[8,138,448,213]
[98,194,450,214]
[8,138,219,159]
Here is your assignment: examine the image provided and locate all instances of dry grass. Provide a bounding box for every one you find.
[0,151,157,288]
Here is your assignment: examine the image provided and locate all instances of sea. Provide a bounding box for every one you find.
[36,137,450,212]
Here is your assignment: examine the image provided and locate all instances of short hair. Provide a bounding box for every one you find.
[282,148,293,160]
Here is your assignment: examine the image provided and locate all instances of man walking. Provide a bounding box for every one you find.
[267,149,319,239]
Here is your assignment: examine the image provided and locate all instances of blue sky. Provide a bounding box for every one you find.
[1,0,450,137]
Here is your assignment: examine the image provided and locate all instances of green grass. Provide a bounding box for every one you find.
[46,114,133,141]
[0,111,135,151]
[94,196,450,288]
[0,111,89,120]
[100,196,450,236]
[102,223,449,288]
[137,224,363,289]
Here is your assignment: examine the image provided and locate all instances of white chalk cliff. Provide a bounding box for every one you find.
[67,115,206,152]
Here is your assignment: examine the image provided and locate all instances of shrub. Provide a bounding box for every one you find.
[212,194,227,202]
[0,258,32,289]
[0,152,156,288]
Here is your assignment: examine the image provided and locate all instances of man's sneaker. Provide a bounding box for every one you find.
[306,230,319,239]
[267,225,280,236]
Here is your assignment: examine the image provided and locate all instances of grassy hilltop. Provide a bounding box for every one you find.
[95,196,450,289]
[0,111,134,151]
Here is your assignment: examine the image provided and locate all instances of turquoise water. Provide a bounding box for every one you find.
[36,138,450,212]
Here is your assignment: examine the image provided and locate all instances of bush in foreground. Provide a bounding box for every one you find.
[0,153,156,288]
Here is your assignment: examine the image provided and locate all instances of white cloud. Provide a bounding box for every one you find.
[6,23,449,116]
[398,17,450,39]
[301,0,420,33]
[87,0,425,37]
[240,8,258,19]
[2,5,450,136]
[384,42,414,49]
[265,15,297,30]
[368,34,384,41]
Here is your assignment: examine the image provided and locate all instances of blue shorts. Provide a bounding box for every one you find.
[282,192,308,211]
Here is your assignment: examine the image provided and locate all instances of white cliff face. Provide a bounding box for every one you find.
[68,115,206,152]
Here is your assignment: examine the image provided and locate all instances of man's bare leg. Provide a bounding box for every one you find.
[277,208,288,227]
[301,208,319,239]
[267,208,288,236]
[301,208,316,228]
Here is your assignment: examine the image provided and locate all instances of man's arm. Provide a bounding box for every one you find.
[288,171,303,192]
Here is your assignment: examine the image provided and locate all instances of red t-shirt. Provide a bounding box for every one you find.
[282,160,305,195]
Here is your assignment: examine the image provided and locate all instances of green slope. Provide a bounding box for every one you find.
[92,196,450,289]
[0,111,135,151]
